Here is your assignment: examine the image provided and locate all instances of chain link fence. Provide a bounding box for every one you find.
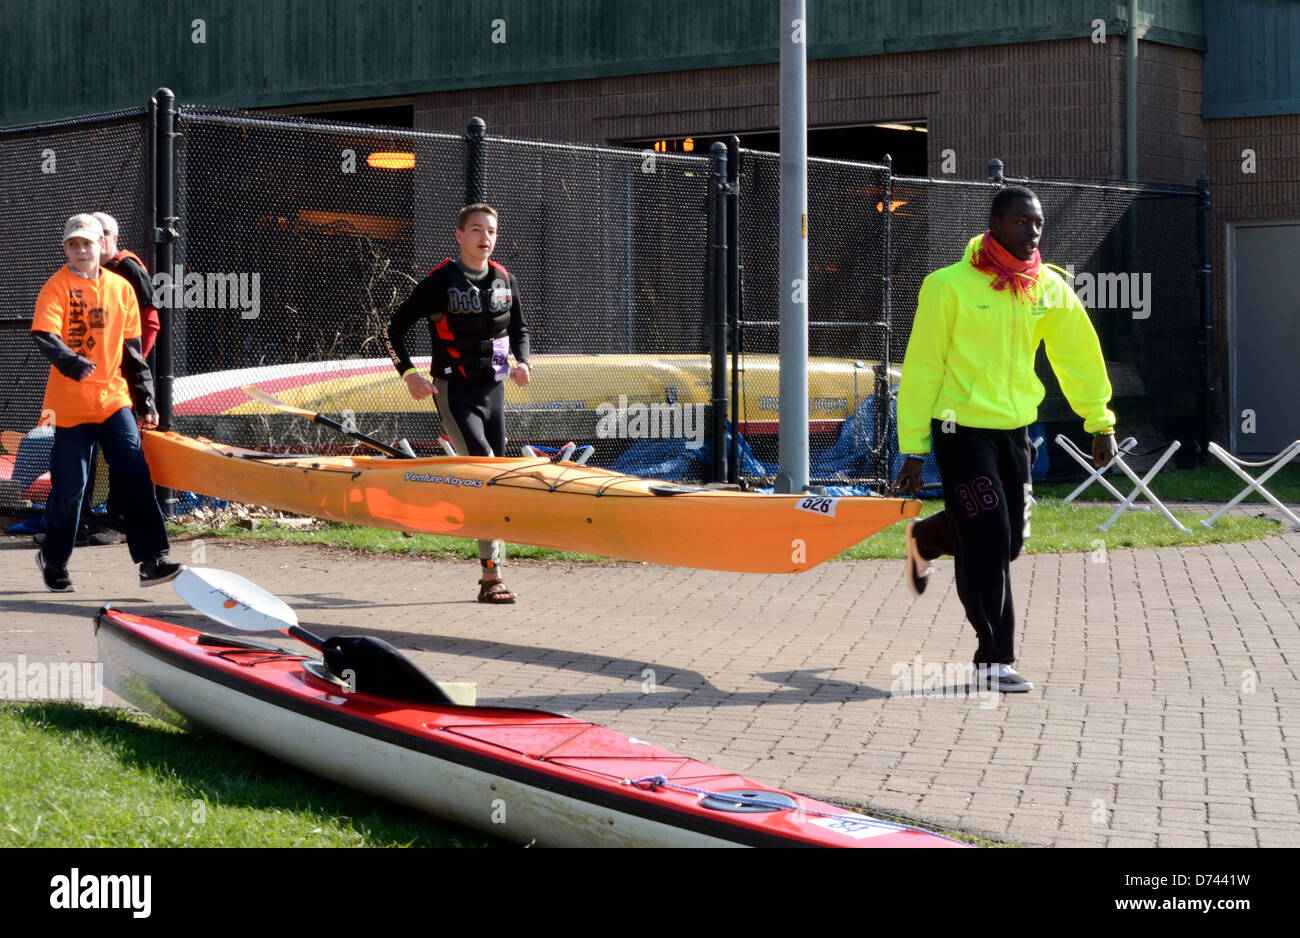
[735,152,893,482]
[169,108,462,454]
[882,175,1202,482]
[0,103,1203,513]
[0,110,149,510]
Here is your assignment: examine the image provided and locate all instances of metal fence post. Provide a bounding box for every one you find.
[153,89,177,431]
[727,136,741,484]
[147,93,157,287]
[465,117,486,205]
[1197,173,1213,455]
[874,153,894,485]
[153,87,178,514]
[709,142,729,484]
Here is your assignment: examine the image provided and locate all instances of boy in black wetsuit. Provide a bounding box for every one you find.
[384,203,531,604]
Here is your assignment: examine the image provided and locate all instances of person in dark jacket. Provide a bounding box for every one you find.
[385,204,531,604]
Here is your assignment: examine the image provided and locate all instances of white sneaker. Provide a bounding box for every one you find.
[973,663,1033,693]
[904,520,931,596]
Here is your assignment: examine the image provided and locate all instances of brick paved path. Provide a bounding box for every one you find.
[2,515,1297,847]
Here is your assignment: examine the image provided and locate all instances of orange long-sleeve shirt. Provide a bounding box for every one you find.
[31,265,141,427]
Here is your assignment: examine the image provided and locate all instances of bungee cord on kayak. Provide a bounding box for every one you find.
[212,431,676,498]
[215,649,311,667]
[622,775,969,845]
[485,462,675,496]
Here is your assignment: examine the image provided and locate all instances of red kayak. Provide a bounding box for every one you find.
[95,606,968,848]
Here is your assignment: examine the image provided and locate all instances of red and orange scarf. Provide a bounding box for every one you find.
[970,231,1042,304]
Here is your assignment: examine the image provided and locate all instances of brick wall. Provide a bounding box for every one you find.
[1204,115,1300,443]
[1138,43,1205,185]
[414,37,1251,442]
[416,38,1203,185]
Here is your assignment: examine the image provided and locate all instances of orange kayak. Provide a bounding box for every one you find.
[141,430,918,574]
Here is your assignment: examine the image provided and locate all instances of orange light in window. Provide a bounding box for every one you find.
[367,152,416,170]
[682,137,695,152]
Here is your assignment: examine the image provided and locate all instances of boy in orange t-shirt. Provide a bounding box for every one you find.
[30,213,182,591]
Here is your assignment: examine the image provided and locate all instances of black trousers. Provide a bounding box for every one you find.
[912,420,1033,666]
[433,377,506,564]
[434,377,506,459]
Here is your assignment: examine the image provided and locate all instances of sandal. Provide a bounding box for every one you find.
[477,577,517,604]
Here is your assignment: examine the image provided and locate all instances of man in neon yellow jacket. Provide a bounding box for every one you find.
[893,186,1118,693]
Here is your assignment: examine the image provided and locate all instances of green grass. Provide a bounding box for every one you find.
[837,499,1280,560]
[1033,459,1300,503]
[2,702,990,848]
[171,490,1284,566]
[0,701,495,847]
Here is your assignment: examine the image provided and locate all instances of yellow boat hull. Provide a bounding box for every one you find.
[175,354,899,439]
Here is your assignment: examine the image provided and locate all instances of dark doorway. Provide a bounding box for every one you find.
[260,102,415,129]
[615,122,927,173]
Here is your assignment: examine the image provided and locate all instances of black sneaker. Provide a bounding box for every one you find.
[87,526,126,546]
[904,520,931,596]
[35,551,74,592]
[33,529,91,548]
[972,663,1034,693]
[139,557,185,587]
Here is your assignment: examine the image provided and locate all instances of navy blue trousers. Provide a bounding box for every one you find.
[41,408,169,570]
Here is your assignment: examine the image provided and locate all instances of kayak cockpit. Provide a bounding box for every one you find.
[301,658,478,707]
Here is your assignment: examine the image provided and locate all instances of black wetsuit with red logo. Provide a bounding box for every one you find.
[384,258,529,457]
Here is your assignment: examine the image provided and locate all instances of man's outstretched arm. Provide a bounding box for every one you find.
[1044,290,1118,468]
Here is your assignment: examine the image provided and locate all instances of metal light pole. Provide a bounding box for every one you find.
[776,0,809,494]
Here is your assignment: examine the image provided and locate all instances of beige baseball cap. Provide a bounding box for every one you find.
[62,213,104,243]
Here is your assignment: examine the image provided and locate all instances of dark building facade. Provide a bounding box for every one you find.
[4,0,1296,452]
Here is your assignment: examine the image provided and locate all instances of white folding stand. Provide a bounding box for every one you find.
[1026,435,1044,505]
[1202,440,1300,530]
[1100,440,1188,532]
[1055,434,1151,514]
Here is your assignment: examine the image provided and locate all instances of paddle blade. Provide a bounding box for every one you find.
[241,385,317,420]
[241,383,408,458]
[174,567,299,632]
